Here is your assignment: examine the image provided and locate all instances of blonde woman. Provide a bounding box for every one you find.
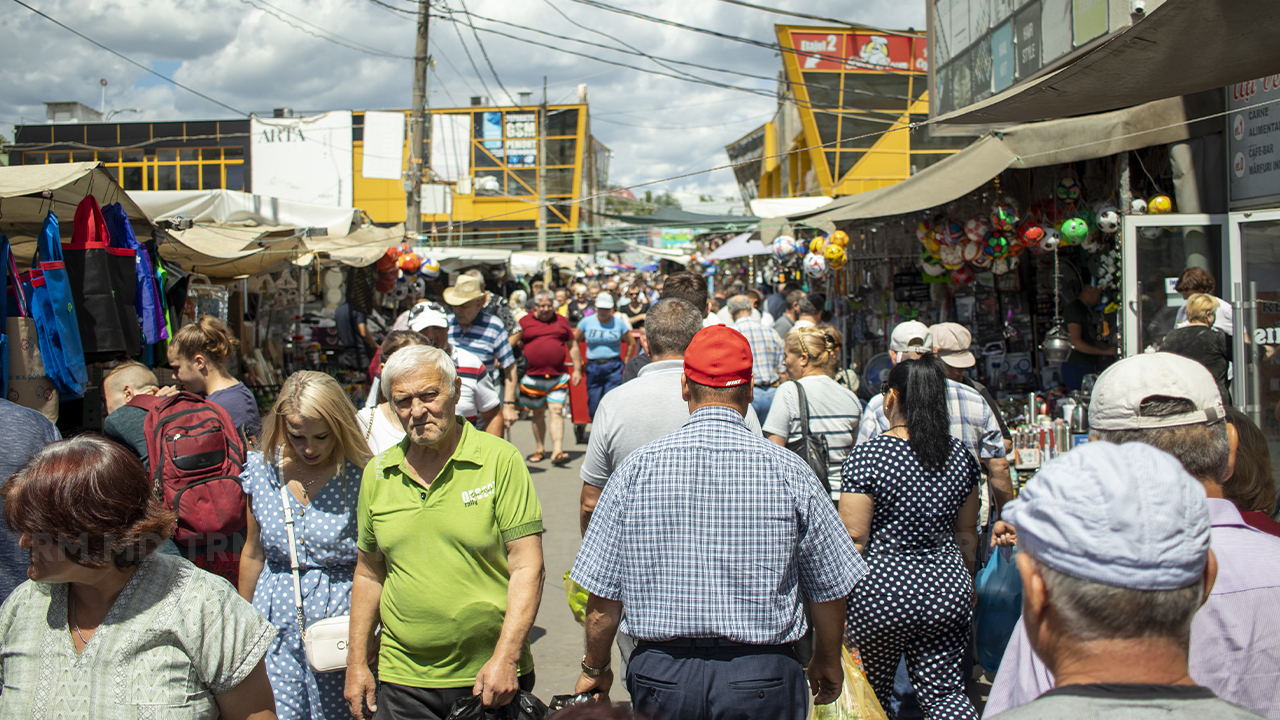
[764,325,862,501]
[238,371,371,720]
[1161,293,1232,403]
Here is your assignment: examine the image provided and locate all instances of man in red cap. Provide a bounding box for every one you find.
[569,325,867,720]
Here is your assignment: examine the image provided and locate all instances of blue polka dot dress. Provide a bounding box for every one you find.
[241,450,363,720]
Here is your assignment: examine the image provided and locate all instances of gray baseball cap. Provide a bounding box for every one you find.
[1088,353,1225,431]
[1003,441,1210,591]
[890,320,933,353]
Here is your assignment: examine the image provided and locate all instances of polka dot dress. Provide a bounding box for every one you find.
[840,435,981,720]
[241,451,362,720]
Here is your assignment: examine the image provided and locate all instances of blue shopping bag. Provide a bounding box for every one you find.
[103,202,166,344]
[31,211,87,398]
[974,545,1023,673]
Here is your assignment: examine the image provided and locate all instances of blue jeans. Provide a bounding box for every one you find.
[751,385,776,424]
[1059,361,1094,391]
[585,356,624,418]
[628,644,807,720]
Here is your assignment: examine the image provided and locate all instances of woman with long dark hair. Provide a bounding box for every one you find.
[839,353,981,720]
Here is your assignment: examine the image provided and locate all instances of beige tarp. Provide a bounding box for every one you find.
[306,224,406,267]
[935,0,1279,125]
[132,189,358,239]
[509,251,593,276]
[790,94,1222,225]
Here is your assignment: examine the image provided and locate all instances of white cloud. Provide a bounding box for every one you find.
[1,0,926,202]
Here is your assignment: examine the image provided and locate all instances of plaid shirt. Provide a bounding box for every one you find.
[856,379,1006,460]
[450,311,516,371]
[571,406,866,644]
[733,316,785,386]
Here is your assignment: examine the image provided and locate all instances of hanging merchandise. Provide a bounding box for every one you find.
[938,244,964,270]
[772,235,797,260]
[28,211,88,398]
[960,240,982,264]
[990,203,1019,233]
[829,230,849,248]
[1041,249,1073,362]
[1017,223,1046,248]
[1039,227,1062,252]
[965,215,992,242]
[103,202,167,344]
[1,236,57,423]
[397,250,422,274]
[825,244,847,270]
[938,222,964,246]
[1148,194,1174,214]
[1055,177,1081,201]
[920,250,946,277]
[804,253,827,278]
[809,237,825,255]
[419,256,442,280]
[1060,217,1090,245]
[64,195,140,360]
[1130,197,1149,214]
[950,265,975,285]
[972,250,993,270]
[1096,208,1121,234]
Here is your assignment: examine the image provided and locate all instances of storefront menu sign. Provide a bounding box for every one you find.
[1014,2,1042,80]
[1229,75,1280,203]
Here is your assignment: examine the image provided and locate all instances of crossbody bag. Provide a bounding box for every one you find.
[785,380,833,498]
[281,471,351,673]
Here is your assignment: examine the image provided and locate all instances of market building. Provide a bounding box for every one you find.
[9,99,607,250]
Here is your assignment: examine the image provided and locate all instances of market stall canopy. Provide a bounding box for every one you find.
[749,197,833,219]
[622,239,692,260]
[160,225,305,278]
[789,94,1221,225]
[706,232,769,261]
[0,162,153,262]
[132,189,358,239]
[934,0,1278,125]
[600,206,758,228]
[305,224,405,267]
[509,251,593,276]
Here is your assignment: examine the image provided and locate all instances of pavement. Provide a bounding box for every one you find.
[508,417,633,705]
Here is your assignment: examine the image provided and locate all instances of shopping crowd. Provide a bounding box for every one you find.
[0,265,1276,720]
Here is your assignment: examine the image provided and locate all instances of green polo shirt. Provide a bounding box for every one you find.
[357,418,543,688]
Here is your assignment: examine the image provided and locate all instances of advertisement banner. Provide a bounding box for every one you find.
[790,31,921,73]
[991,21,1015,93]
[1228,75,1280,203]
[251,111,353,207]
[1013,1,1042,80]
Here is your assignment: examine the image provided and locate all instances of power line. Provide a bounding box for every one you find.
[364,0,416,15]
[445,7,498,105]
[711,0,866,28]
[593,113,772,131]
[454,0,520,107]
[239,0,411,60]
[8,0,248,116]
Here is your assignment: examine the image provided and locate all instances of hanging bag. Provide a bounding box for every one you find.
[974,544,1023,672]
[786,380,833,497]
[30,211,87,398]
[103,202,166,344]
[280,477,351,673]
[64,195,139,359]
[2,237,58,423]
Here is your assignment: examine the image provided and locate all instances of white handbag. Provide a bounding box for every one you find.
[281,485,351,673]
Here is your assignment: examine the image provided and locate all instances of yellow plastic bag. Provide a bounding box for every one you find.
[810,646,889,720]
[564,571,589,625]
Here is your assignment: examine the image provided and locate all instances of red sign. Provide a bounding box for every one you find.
[789,32,925,73]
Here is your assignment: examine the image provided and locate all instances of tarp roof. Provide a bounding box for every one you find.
[934,0,1278,125]
[786,93,1222,226]
[749,197,832,219]
[600,206,758,228]
[706,231,769,261]
[132,189,358,239]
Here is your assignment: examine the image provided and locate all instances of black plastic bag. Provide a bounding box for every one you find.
[445,691,549,720]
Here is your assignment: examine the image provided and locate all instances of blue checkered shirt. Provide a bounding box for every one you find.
[856,379,1006,460]
[571,406,866,644]
[450,311,516,371]
[733,317,785,386]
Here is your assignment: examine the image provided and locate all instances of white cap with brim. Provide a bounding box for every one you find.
[889,320,932,353]
[407,303,450,332]
[930,322,976,368]
[1088,353,1225,431]
[595,294,615,309]
[1002,441,1210,590]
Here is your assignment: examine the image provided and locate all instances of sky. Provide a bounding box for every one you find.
[0,0,926,205]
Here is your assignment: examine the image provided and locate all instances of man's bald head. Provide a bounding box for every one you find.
[103,361,159,415]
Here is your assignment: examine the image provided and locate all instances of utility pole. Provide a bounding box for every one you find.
[405,0,429,240]
[537,76,548,253]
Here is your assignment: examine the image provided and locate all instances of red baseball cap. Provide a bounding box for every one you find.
[683,325,753,388]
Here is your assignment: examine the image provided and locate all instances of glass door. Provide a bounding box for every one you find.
[1121,214,1228,357]
[1228,210,1280,447]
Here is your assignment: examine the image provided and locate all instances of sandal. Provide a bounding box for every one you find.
[551,452,571,466]
[526,451,546,463]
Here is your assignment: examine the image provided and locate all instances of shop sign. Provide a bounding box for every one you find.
[1039,0,1073,69]
[1228,75,1280,203]
[991,21,1016,93]
[251,110,353,207]
[790,32,923,73]
[1072,0,1108,47]
[658,228,695,250]
[1013,2,1041,80]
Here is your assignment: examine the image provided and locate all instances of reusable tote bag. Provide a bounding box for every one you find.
[1,242,58,423]
[103,202,166,344]
[65,195,139,359]
[30,211,87,398]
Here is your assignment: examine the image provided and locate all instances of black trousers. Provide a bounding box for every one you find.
[627,644,806,720]
[373,674,535,720]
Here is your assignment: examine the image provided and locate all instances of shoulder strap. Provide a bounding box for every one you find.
[792,380,813,441]
[280,485,308,639]
[362,406,376,442]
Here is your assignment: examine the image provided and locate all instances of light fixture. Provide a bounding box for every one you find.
[1041,247,1073,363]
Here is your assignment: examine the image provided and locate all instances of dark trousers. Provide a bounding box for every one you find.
[585,357,624,418]
[373,674,535,720]
[627,644,807,720]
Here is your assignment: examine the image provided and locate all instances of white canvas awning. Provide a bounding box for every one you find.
[707,232,769,261]
[132,189,358,239]
[749,197,833,219]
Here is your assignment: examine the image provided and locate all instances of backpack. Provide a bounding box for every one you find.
[127,392,248,547]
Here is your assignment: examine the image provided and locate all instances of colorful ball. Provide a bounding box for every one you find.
[938,222,964,246]
[1130,198,1148,214]
[939,244,965,270]
[824,244,846,264]
[991,204,1019,232]
[921,250,946,277]
[418,256,441,280]
[809,237,825,255]
[951,265,975,285]
[961,240,982,263]
[827,252,847,270]
[397,251,422,274]
[1060,217,1090,245]
[1148,195,1173,214]
[1017,223,1046,247]
[830,230,850,247]
[376,248,399,272]
[971,251,992,269]
[916,220,936,243]
[772,235,796,260]
[1056,177,1081,201]
[1040,228,1062,252]
[804,253,827,277]
[1097,209,1121,234]
[992,258,1010,275]
[965,216,991,243]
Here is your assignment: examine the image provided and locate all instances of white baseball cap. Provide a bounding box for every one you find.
[595,293,615,309]
[1088,353,1225,431]
[407,302,450,332]
[930,323,975,368]
[889,320,932,353]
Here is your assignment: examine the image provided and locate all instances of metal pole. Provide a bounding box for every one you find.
[406,0,429,239]
[537,76,548,253]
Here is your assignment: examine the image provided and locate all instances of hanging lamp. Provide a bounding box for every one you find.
[1041,248,1073,363]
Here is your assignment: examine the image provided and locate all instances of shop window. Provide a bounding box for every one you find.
[224,164,244,192]
[547,109,578,136]
[48,152,70,164]
[157,149,177,162]
[98,151,119,163]
[511,169,538,195]
[549,202,573,224]
[910,153,948,174]
[118,124,150,145]
[85,124,116,144]
[179,148,198,161]
[155,165,177,191]
[842,73,911,111]
[201,148,222,160]
[22,153,46,165]
[153,122,184,143]
[122,150,145,163]
[474,148,501,168]
[121,166,143,191]
[546,138,576,166]
[838,116,886,149]
[224,146,245,159]
[53,125,84,143]
[801,73,841,109]
[813,112,840,149]
[180,165,198,190]
[823,151,838,177]
[546,167,575,195]
[72,151,96,162]
[202,164,221,189]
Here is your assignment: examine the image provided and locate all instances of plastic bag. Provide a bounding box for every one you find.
[810,646,889,720]
[564,571,588,625]
[445,691,549,720]
[975,545,1023,673]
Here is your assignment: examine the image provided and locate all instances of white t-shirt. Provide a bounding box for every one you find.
[358,405,407,457]
[763,375,862,500]
[362,345,499,453]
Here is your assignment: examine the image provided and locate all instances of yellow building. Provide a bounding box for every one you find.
[727,25,969,202]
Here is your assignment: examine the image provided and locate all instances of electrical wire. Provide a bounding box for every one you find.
[238,0,411,60]
[453,0,520,107]
[593,113,773,131]
[445,7,498,105]
[711,0,872,29]
[364,0,416,16]
[8,0,248,116]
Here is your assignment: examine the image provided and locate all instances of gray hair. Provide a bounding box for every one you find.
[726,295,753,319]
[1092,397,1230,481]
[1028,554,1203,649]
[381,345,458,401]
[510,289,527,307]
[533,289,555,304]
[644,298,703,359]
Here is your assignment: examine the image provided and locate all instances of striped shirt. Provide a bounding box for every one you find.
[983,498,1280,719]
[449,311,516,371]
[572,406,866,645]
[762,375,862,500]
[857,379,1006,460]
[733,316,785,386]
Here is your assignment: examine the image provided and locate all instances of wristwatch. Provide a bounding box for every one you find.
[580,656,610,677]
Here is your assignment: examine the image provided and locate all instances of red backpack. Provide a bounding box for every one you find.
[128,392,248,546]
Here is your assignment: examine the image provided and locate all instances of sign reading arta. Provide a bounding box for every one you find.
[789,32,927,73]
[1228,75,1280,204]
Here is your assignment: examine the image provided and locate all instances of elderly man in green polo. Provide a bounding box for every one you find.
[345,345,545,720]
